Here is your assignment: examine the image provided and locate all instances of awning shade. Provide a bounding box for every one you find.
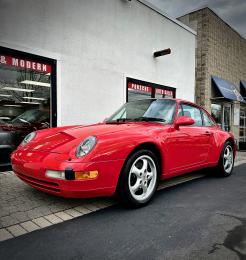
[211,76,245,103]
[240,80,246,98]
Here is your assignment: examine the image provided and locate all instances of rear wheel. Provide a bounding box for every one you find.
[117,149,160,206]
[214,141,234,177]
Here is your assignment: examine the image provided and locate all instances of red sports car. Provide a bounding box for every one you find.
[11,99,235,206]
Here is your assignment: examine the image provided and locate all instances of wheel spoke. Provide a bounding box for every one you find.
[142,159,148,172]
[224,160,228,169]
[147,171,153,180]
[142,184,147,193]
[131,165,142,178]
[131,179,141,194]
[224,148,229,159]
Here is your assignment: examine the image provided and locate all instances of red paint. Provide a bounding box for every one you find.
[11,99,236,199]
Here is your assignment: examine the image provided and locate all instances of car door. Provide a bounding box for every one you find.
[169,103,211,170]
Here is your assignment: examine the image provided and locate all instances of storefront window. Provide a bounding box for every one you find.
[127,83,152,102]
[0,54,52,168]
[224,106,231,132]
[240,107,246,142]
[127,78,175,102]
[211,103,231,131]
[155,88,174,98]
[211,104,222,129]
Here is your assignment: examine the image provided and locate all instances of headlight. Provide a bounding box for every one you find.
[75,136,97,158]
[21,132,36,147]
[45,170,65,179]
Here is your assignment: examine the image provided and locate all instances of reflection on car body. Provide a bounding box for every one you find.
[11,99,235,207]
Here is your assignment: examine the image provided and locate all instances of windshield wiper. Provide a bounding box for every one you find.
[116,118,134,122]
[105,118,134,124]
[134,117,166,122]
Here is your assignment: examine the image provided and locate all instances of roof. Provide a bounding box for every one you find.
[137,0,196,35]
[176,5,246,40]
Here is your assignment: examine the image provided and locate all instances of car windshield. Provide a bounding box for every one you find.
[106,99,176,124]
[12,110,42,124]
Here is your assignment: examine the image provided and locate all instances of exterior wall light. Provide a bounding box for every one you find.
[153,48,171,58]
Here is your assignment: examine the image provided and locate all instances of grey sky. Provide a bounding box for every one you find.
[146,0,246,37]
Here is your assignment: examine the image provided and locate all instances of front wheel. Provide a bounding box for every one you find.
[215,141,234,177]
[117,149,160,207]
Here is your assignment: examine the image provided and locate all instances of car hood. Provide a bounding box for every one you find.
[24,122,156,153]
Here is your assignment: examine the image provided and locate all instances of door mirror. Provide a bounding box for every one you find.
[175,116,195,130]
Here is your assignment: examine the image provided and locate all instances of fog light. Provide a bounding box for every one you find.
[45,170,65,179]
[75,171,98,180]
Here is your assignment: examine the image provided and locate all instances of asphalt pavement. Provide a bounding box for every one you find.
[1,163,246,260]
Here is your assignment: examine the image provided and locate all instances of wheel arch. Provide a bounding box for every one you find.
[119,142,163,179]
[225,137,236,158]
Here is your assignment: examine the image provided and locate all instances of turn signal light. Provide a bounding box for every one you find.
[75,171,98,180]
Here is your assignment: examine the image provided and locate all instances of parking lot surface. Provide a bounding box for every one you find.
[0,151,245,242]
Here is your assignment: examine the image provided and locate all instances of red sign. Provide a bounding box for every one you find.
[155,88,173,96]
[128,83,152,93]
[0,54,51,73]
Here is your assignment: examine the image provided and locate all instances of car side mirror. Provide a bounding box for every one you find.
[174,116,195,130]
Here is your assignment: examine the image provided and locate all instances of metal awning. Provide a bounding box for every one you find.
[211,76,245,103]
[240,80,246,98]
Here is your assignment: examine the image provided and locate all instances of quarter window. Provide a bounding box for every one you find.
[201,110,215,127]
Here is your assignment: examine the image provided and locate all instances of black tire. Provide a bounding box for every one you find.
[213,141,234,177]
[117,149,160,207]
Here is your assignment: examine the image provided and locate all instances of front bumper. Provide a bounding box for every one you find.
[11,148,125,198]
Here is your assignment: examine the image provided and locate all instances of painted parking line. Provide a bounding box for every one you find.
[1,159,246,242]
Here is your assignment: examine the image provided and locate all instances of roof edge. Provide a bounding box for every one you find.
[176,5,246,40]
[137,0,196,35]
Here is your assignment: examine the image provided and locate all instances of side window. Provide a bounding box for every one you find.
[181,104,203,126]
[202,110,216,127]
[177,104,183,118]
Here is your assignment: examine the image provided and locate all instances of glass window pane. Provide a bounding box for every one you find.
[155,88,174,98]
[240,108,245,117]
[224,106,231,132]
[177,104,183,118]
[0,54,52,167]
[128,83,152,102]
[202,110,215,127]
[211,104,222,129]
[240,118,244,127]
[240,128,244,137]
[181,104,203,126]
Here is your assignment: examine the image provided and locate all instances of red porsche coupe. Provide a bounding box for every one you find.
[11,99,235,206]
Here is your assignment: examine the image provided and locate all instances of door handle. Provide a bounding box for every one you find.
[204,131,211,136]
